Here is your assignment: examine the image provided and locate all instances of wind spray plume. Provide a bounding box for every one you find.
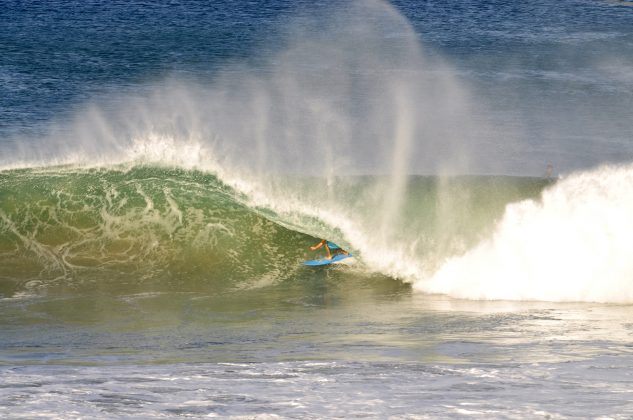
[3,0,490,284]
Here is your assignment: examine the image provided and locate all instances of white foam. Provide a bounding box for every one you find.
[417,164,633,303]
[2,357,632,418]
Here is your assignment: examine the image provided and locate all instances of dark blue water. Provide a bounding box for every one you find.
[3,0,633,164]
[1,0,297,136]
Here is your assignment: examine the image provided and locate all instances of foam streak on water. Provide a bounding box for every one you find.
[1,357,632,418]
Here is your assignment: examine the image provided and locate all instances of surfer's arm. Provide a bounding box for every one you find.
[310,239,326,251]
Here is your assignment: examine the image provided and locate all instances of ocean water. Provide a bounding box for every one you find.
[2,0,633,418]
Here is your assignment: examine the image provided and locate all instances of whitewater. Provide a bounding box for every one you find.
[2,0,633,418]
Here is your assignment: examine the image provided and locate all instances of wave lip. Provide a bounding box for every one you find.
[417,164,633,303]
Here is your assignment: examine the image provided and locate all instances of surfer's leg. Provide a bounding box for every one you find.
[325,244,332,259]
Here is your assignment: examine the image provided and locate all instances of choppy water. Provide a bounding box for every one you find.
[3,356,633,418]
[2,0,633,418]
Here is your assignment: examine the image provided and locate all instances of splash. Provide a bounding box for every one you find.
[417,164,633,303]
[0,0,486,284]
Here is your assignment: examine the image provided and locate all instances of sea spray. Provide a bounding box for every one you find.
[0,0,491,287]
[418,164,633,303]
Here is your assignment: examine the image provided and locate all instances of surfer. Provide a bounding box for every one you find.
[310,239,349,260]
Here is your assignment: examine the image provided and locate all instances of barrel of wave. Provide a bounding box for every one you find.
[416,164,633,303]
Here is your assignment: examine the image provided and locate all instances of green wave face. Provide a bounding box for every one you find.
[0,166,314,297]
[0,165,553,299]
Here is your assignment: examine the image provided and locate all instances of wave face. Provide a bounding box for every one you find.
[0,166,315,296]
[0,165,555,297]
[4,164,632,304]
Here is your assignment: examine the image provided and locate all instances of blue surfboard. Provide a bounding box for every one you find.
[303,253,353,266]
